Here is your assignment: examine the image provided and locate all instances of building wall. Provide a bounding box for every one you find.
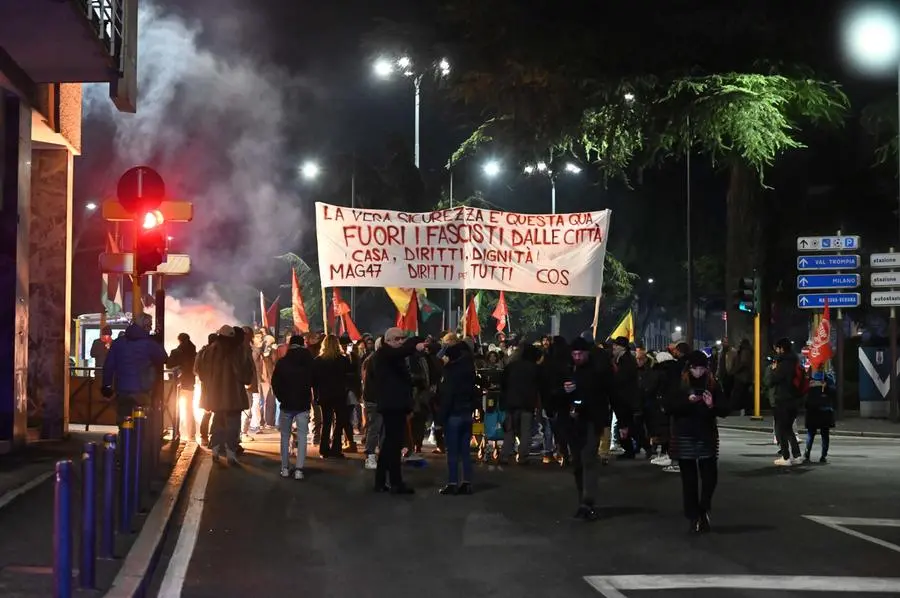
[57,83,82,154]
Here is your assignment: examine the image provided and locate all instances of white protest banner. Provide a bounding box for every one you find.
[315,202,612,297]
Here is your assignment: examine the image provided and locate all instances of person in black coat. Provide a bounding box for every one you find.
[500,343,542,464]
[564,337,628,521]
[804,370,835,463]
[312,335,353,459]
[664,350,729,534]
[370,328,425,494]
[437,336,478,494]
[271,335,314,479]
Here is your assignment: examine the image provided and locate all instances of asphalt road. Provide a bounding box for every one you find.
[150,429,900,598]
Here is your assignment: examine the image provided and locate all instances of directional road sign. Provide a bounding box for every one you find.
[99,252,191,275]
[796,293,861,309]
[796,235,860,252]
[871,272,900,288]
[796,274,860,290]
[871,253,900,269]
[796,255,860,270]
[871,291,900,307]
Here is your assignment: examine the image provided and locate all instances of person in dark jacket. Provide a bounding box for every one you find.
[370,328,425,494]
[167,332,198,439]
[767,338,804,465]
[500,343,542,465]
[437,336,477,494]
[542,337,572,465]
[611,336,641,458]
[664,350,729,534]
[804,369,835,463]
[90,325,113,369]
[272,335,314,479]
[195,333,217,447]
[564,337,627,521]
[312,334,352,459]
[101,314,168,425]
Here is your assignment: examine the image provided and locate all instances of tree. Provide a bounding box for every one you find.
[274,252,323,333]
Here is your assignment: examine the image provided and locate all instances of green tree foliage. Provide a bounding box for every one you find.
[861,97,899,164]
[274,252,322,332]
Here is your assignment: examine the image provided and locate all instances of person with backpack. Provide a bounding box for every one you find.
[767,338,807,466]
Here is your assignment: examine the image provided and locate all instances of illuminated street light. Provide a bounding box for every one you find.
[536,161,548,172]
[374,58,394,78]
[842,4,900,74]
[85,202,97,211]
[523,165,535,175]
[483,160,502,178]
[624,92,636,102]
[565,162,582,174]
[301,161,320,180]
[439,58,451,76]
[397,56,411,69]
[675,326,683,333]
[647,278,655,284]
[523,159,582,213]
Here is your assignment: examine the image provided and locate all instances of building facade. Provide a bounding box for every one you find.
[0,0,137,451]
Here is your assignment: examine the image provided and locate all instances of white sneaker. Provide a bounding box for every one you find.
[293,469,304,480]
[662,464,680,473]
[364,454,378,470]
[773,457,793,466]
[654,455,672,467]
[280,467,290,478]
[792,455,806,465]
[406,453,424,462]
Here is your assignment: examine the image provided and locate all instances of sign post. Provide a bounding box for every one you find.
[870,249,899,421]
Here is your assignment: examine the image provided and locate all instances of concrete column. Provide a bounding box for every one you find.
[0,92,32,452]
[28,148,73,439]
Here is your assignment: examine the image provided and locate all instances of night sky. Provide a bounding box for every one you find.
[71,0,899,339]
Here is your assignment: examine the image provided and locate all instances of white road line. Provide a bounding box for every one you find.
[803,515,900,554]
[157,454,212,598]
[584,574,900,595]
[0,471,54,511]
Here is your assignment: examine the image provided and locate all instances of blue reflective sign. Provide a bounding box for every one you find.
[796,293,860,309]
[796,255,860,271]
[796,274,861,290]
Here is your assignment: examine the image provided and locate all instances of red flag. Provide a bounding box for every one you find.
[465,294,481,337]
[492,291,509,332]
[341,313,362,341]
[291,269,310,333]
[332,288,350,317]
[264,298,280,332]
[399,290,419,332]
[808,300,833,371]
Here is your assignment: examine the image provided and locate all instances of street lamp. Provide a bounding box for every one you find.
[842,4,900,245]
[85,202,98,211]
[483,160,502,178]
[675,326,683,333]
[523,159,582,214]
[300,161,320,180]
[373,55,451,169]
[647,278,654,285]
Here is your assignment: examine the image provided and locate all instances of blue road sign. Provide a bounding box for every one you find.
[796,255,861,271]
[796,274,861,290]
[796,293,861,309]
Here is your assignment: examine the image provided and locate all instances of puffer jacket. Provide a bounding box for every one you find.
[102,324,167,394]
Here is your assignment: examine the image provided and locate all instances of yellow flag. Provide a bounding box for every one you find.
[608,310,635,343]
[385,288,427,316]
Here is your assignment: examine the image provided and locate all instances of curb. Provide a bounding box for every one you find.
[105,441,199,598]
[719,424,900,440]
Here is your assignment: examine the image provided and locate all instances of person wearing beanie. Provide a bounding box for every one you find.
[611,336,642,458]
[767,338,805,466]
[563,336,628,521]
[663,350,728,534]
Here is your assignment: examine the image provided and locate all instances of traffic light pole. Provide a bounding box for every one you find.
[131,222,142,318]
[753,312,761,419]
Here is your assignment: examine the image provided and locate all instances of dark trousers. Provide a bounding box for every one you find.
[445,415,473,484]
[341,405,355,446]
[775,406,801,459]
[552,413,572,460]
[199,411,212,440]
[319,402,348,455]
[408,410,428,452]
[376,412,407,488]
[806,427,830,457]
[678,458,718,520]
[210,410,241,450]
[570,420,601,505]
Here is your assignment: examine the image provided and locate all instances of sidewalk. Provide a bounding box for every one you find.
[0,430,184,596]
[719,415,900,439]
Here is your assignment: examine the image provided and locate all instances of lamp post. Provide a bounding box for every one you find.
[374,56,451,169]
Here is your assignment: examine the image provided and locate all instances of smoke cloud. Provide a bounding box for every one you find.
[83,1,319,314]
[160,284,237,349]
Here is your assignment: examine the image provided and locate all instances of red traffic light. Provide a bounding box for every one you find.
[142,210,164,230]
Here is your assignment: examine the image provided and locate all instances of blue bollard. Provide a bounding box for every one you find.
[101,434,116,559]
[79,443,97,589]
[53,460,73,598]
[133,407,146,514]
[118,417,133,534]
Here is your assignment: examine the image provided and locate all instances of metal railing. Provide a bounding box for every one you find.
[77,0,125,71]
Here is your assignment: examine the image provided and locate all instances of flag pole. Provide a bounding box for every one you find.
[591,296,601,342]
[461,288,467,336]
[321,286,328,335]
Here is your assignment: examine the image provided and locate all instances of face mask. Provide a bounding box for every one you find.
[690,366,707,378]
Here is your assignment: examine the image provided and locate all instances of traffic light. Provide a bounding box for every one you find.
[135,210,166,275]
[734,276,760,314]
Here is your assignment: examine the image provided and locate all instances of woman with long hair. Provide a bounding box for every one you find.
[664,350,729,534]
[312,334,352,458]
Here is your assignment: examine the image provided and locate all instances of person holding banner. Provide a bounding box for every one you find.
[370,328,426,494]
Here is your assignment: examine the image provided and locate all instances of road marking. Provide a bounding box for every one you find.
[0,471,53,511]
[584,574,900,595]
[157,454,212,598]
[803,515,900,555]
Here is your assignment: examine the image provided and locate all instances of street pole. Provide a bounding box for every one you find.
[414,74,422,169]
[447,167,454,330]
[686,115,695,347]
[550,175,560,336]
[753,311,761,419]
[551,176,557,215]
[350,161,356,317]
[131,223,141,318]
[836,229,845,420]
[890,247,898,421]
